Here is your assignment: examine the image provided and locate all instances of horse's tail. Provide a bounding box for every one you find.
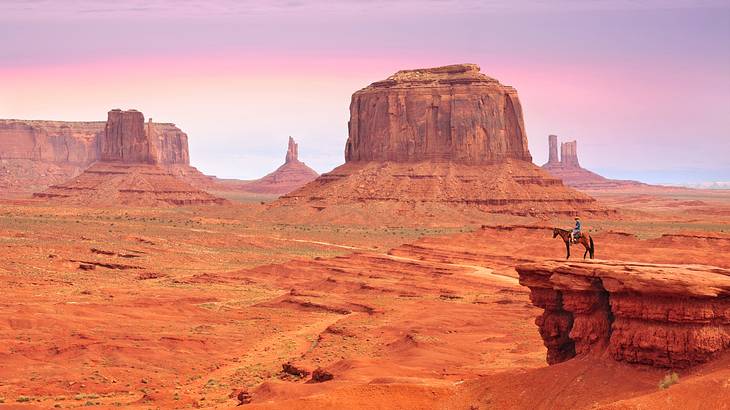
[589,236,595,259]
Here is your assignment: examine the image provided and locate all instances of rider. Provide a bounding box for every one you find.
[571,216,582,243]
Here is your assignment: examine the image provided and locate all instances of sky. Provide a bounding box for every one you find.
[1,0,729,184]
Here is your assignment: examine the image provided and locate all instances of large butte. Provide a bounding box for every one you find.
[271,64,604,223]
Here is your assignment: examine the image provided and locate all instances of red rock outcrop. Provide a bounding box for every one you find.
[273,64,603,219]
[545,134,559,166]
[345,63,532,164]
[241,137,319,195]
[0,113,196,196]
[34,109,224,206]
[542,136,643,190]
[100,109,153,163]
[517,260,730,368]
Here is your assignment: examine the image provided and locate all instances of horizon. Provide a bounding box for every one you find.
[1,0,729,185]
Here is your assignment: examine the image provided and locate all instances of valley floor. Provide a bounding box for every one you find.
[0,187,728,409]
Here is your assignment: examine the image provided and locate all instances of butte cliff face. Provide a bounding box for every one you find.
[517,260,730,368]
[241,137,319,195]
[542,136,643,190]
[0,113,193,196]
[35,109,224,206]
[345,63,532,164]
[273,64,602,221]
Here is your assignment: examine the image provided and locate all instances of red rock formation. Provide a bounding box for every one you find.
[273,64,602,218]
[546,134,559,166]
[100,109,153,163]
[285,136,298,163]
[147,119,191,165]
[0,113,197,196]
[560,141,579,168]
[542,136,644,189]
[0,120,101,165]
[241,137,319,195]
[34,109,224,206]
[517,260,730,368]
[345,63,532,164]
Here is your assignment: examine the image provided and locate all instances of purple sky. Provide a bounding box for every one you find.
[1,0,728,183]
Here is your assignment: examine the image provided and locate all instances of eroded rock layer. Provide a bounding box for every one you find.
[517,260,730,368]
[0,114,194,195]
[276,160,602,217]
[345,64,532,164]
[35,163,225,206]
[242,137,319,195]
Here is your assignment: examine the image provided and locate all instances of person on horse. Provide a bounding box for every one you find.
[571,216,582,244]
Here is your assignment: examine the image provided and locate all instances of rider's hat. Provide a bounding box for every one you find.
[574,216,580,220]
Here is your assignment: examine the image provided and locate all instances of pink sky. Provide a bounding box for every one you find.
[1,1,728,183]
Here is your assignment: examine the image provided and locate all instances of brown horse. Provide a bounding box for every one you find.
[553,228,595,259]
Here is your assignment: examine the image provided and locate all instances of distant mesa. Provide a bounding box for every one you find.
[272,64,604,221]
[541,135,644,190]
[0,111,205,197]
[34,109,225,206]
[240,137,319,195]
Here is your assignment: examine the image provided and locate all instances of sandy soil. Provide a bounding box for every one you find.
[0,188,729,409]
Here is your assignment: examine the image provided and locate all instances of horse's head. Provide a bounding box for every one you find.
[552,228,559,238]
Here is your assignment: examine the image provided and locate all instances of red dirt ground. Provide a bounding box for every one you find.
[0,187,729,409]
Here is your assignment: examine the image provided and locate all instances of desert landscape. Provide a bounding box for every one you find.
[2,2,729,409]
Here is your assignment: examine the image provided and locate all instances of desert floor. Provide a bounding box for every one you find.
[1,187,729,409]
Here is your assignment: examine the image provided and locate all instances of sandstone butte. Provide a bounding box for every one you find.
[34,109,225,206]
[541,135,645,190]
[273,64,604,219]
[516,260,730,368]
[0,111,213,196]
[240,136,319,195]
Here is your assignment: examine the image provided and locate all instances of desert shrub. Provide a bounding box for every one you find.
[658,372,679,389]
[17,396,31,402]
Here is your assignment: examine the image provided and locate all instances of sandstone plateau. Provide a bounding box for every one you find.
[240,137,319,195]
[542,135,644,190]
[274,64,603,219]
[35,109,224,206]
[0,113,204,196]
[517,260,730,368]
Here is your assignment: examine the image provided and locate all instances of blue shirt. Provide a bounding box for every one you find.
[574,220,582,232]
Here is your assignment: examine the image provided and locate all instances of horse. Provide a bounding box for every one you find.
[553,228,595,259]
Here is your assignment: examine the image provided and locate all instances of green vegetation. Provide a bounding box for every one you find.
[658,372,679,389]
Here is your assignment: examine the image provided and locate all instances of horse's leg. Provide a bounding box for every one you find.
[565,241,570,259]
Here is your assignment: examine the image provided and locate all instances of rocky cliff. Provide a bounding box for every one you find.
[241,137,319,195]
[0,120,102,166]
[100,109,153,163]
[0,112,194,196]
[542,136,643,190]
[0,114,190,166]
[345,64,532,164]
[33,109,224,206]
[517,260,730,368]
